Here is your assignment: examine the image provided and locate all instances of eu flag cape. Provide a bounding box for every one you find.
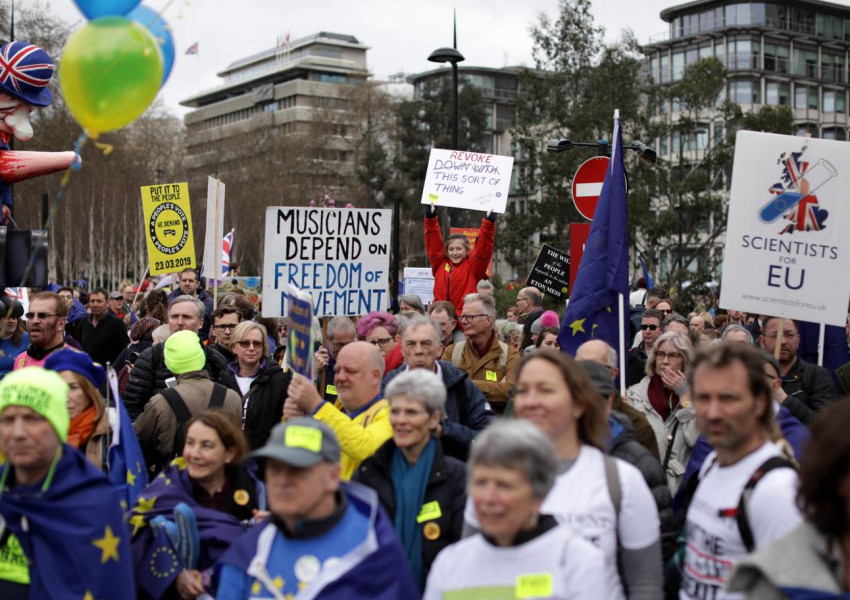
[559,114,630,359]
[0,445,135,599]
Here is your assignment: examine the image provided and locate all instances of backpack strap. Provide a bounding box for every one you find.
[160,388,192,426]
[498,341,508,368]
[209,383,227,409]
[451,341,465,365]
[736,456,796,553]
[662,420,681,472]
[603,454,622,520]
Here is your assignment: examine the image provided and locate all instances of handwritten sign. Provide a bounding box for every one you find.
[140,182,196,276]
[421,149,513,213]
[719,132,850,326]
[262,207,392,317]
[526,244,570,300]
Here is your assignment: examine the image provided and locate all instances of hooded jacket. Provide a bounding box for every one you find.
[382,360,494,461]
[608,411,676,563]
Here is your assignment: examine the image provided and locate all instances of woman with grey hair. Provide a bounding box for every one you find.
[423,420,608,599]
[353,369,466,589]
[626,331,697,494]
[398,294,426,315]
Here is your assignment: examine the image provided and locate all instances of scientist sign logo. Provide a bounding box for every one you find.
[149,202,189,255]
[758,143,834,235]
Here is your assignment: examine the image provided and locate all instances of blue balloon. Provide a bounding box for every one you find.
[74,0,142,19]
[127,5,175,85]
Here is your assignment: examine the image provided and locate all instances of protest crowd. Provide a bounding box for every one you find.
[2,22,850,600]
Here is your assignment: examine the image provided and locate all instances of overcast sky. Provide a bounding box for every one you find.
[42,0,850,119]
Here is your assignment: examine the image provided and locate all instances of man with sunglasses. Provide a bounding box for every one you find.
[442,293,519,414]
[626,309,664,387]
[13,292,72,370]
[207,306,241,364]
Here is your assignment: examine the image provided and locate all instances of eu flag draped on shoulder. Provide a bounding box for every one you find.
[558,112,630,365]
[107,366,148,508]
[0,368,134,600]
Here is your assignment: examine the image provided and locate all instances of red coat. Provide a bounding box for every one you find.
[424,214,496,315]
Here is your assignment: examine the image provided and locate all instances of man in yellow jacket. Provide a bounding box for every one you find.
[285,341,391,480]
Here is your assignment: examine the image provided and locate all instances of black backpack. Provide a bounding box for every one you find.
[159,383,228,463]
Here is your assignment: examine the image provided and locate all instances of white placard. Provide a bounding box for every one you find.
[262,207,392,317]
[202,176,225,280]
[420,148,513,213]
[719,131,850,326]
[403,267,435,306]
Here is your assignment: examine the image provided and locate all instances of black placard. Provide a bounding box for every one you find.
[525,244,571,300]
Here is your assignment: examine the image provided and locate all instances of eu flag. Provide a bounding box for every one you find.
[107,366,148,508]
[638,253,654,290]
[0,446,135,599]
[559,113,630,358]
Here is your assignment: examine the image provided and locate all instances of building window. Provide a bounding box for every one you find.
[795,86,819,110]
[790,7,816,36]
[822,128,845,140]
[765,82,790,106]
[765,4,788,29]
[660,135,669,156]
[728,80,760,104]
[727,38,759,70]
[763,43,789,73]
[698,42,713,60]
[725,3,750,27]
[660,54,671,83]
[823,90,846,113]
[822,52,845,83]
[796,124,818,137]
[673,51,685,81]
[650,56,659,82]
[311,72,347,84]
[793,47,819,79]
[817,14,845,40]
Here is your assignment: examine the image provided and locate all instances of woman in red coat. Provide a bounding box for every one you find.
[424,205,496,316]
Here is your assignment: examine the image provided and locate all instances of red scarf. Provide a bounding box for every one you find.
[67,405,98,449]
[647,374,679,422]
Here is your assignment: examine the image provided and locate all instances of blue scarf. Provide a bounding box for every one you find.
[390,438,436,587]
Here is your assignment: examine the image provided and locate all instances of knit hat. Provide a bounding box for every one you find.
[44,349,106,388]
[0,367,70,442]
[163,330,205,374]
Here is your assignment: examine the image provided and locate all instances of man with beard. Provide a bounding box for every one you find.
[14,292,72,369]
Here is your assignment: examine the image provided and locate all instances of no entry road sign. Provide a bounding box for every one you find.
[571,156,610,220]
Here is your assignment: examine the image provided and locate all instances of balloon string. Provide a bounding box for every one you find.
[16,133,90,289]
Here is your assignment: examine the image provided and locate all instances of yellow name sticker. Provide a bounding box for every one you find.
[428,193,439,202]
[516,573,553,599]
[326,384,337,396]
[485,370,498,381]
[416,501,442,523]
[284,426,322,452]
[444,263,451,272]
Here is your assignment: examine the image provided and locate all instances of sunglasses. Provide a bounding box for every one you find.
[641,324,659,331]
[235,340,263,349]
[25,312,60,320]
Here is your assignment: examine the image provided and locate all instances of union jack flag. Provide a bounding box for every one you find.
[0,43,54,98]
[222,229,234,275]
[776,147,828,234]
[185,42,199,55]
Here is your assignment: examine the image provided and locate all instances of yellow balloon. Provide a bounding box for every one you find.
[59,16,163,137]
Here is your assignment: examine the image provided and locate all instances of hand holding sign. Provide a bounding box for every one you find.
[421,149,514,213]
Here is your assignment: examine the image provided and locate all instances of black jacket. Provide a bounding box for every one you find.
[76,311,129,366]
[519,307,543,350]
[125,342,238,419]
[382,361,494,461]
[353,438,466,583]
[609,410,676,564]
[781,357,836,425]
[238,360,292,449]
[627,345,648,388]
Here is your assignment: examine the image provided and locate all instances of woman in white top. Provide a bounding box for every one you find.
[464,350,663,600]
[425,419,607,600]
[626,331,698,494]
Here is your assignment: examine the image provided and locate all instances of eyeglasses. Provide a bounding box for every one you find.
[516,297,528,304]
[655,351,682,360]
[459,313,489,322]
[25,312,59,320]
[235,340,263,349]
[369,337,394,348]
[213,323,237,331]
[641,324,659,331]
[329,339,350,349]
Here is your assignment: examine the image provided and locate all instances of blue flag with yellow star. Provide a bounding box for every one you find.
[107,366,148,508]
[286,288,314,378]
[0,445,135,599]
[559,113,630,359]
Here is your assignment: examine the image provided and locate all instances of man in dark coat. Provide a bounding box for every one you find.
[125,296,237,419]
[76,287,128,366]
[382,315,493,461]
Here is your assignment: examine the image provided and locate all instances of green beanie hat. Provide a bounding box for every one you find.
[0,367,70,442]
[164,330,206,375]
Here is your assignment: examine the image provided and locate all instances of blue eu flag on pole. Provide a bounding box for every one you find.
[638,253,654,290]
[107,367,148,508]
[559,113,630,358]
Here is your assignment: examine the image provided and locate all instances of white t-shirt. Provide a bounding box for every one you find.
[235,374,254,396]
[680,441,802,600]
[424,522,609,600]
[464,445,660,600]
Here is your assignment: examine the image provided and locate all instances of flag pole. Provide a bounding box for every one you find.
[817,322,825,366]
[212,179,221,310]
[613,108,626,397]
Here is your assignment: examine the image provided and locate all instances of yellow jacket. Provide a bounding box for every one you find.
[314,397,392,480]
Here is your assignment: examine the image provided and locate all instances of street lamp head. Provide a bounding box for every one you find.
[628,141,657,164]
[547,138,574,153]
[428,47,465,64]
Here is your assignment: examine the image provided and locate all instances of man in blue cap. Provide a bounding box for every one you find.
[217,418,417,600]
